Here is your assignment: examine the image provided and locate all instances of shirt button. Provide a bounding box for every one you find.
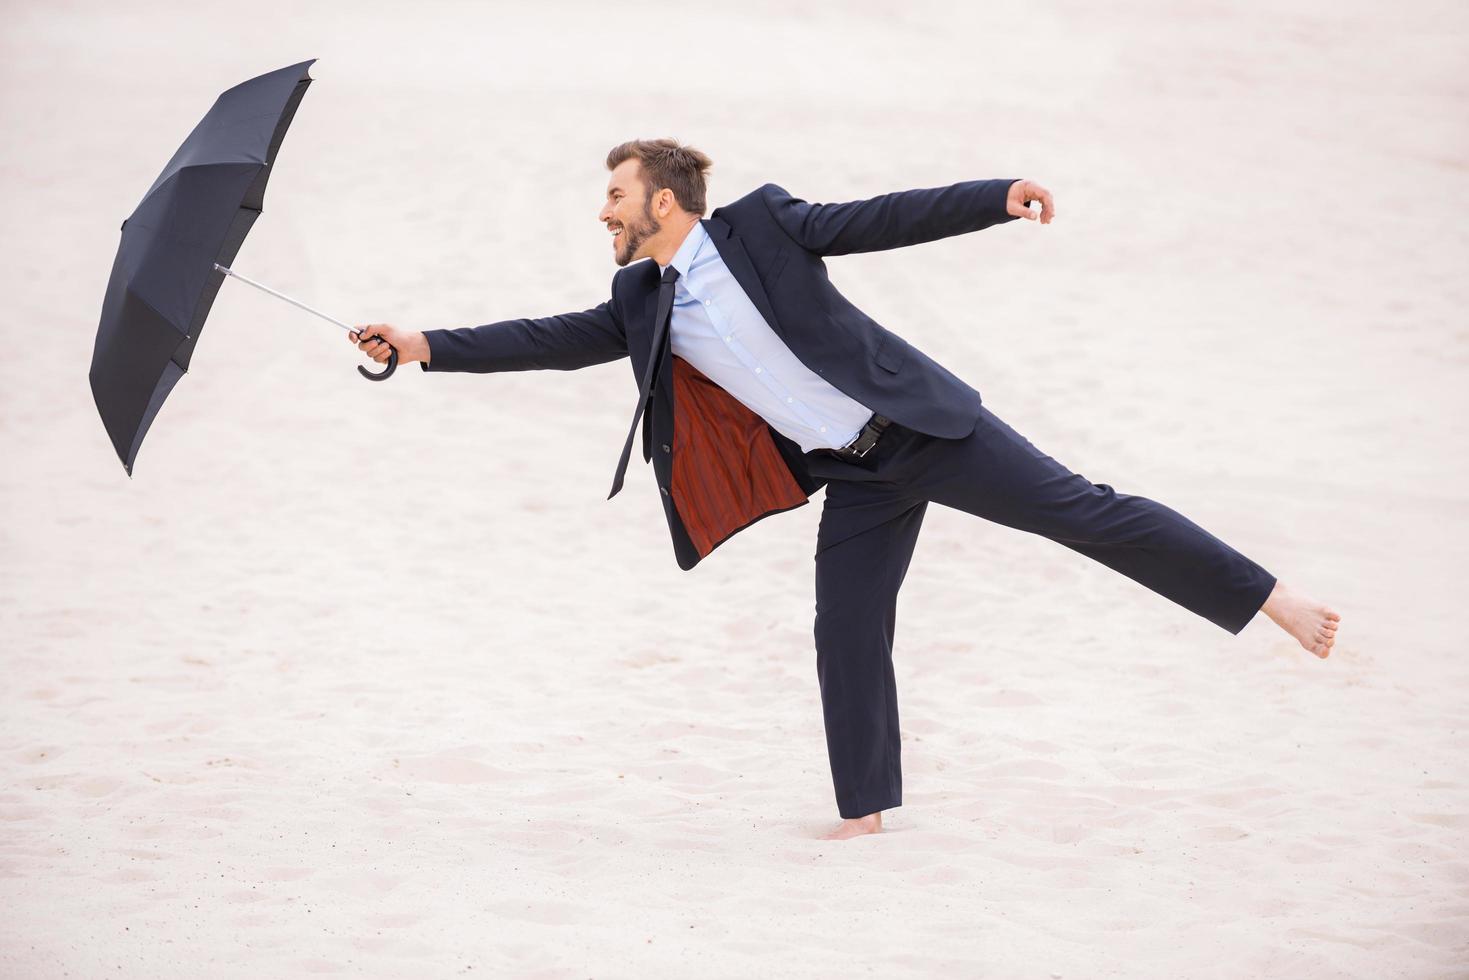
[724,335,732,342]
[661,443,670,453]
[785,397,792,403]
[755,367,762,374]
[702,299,710,306]
[820,426,827,432]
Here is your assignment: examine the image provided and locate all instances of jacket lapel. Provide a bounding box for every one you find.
[628,266,661,372]
[702,216,785,339]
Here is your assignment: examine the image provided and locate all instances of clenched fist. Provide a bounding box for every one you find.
[348,323,431,365]
[1006,180,1056,224]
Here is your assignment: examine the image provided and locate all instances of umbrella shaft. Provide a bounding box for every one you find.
[214,263,355,333]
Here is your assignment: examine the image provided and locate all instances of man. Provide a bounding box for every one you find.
[351,139,1341,841]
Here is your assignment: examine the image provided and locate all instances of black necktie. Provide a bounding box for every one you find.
[608,265,680,499]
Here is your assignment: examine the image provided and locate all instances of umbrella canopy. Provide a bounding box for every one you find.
[89,58,316,475]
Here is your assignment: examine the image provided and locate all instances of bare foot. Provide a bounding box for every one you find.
[1260,580,1340,658]
[820,811,883,840]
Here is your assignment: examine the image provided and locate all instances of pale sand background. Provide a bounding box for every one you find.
[3,0,1467,976]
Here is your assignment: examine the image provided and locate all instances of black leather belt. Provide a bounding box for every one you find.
[821,412,893,460]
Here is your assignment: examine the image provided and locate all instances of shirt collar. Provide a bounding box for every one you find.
[659,220,707,279]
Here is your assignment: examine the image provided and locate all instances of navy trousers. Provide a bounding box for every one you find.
[801,404,1278,819]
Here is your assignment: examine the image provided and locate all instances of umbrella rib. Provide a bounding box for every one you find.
[135,160,264,211]
[124,286,193,342]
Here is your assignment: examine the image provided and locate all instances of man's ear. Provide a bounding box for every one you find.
[655,187,675,217]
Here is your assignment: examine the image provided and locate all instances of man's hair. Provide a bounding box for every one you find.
[605,138,713,215]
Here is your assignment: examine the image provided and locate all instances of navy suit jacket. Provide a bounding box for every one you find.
[422,177,1021,568]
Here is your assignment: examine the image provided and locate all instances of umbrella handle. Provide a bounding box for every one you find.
[355,335,398,381]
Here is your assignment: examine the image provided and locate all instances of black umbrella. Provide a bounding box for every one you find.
[89,58,395,476]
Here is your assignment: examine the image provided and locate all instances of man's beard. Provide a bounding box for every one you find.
[615,199,661,267]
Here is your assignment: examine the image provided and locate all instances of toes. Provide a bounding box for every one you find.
[1303,634,1332,657]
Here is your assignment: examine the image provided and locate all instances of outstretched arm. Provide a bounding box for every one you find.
[760,178,1055,256]
[350,297,628,374]
[420,299,626,373]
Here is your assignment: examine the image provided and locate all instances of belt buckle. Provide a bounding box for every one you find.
[846,426,879,458]
[843,414,884,458]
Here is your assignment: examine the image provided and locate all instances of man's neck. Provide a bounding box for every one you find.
[652,216,702,269]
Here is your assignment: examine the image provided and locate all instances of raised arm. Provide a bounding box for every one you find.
[760,178,1049,257]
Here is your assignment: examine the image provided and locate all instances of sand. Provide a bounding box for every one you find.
[2,0,1467,976]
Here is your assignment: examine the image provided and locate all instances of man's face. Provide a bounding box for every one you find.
[599,159,661,267]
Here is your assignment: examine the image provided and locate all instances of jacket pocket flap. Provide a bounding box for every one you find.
[873,332,908,373]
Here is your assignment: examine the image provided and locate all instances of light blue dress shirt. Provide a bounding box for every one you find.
[657,221,874,454]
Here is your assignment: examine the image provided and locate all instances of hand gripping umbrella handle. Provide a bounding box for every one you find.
[355,335,398,381]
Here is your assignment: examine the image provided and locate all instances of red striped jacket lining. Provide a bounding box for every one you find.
[669,354,810,559]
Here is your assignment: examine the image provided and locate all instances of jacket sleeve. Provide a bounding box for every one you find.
[418,294,627,374]
[759,179,1022,257]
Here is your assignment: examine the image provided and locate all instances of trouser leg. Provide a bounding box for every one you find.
[812,479,927,819]
[908,406,1277,635]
